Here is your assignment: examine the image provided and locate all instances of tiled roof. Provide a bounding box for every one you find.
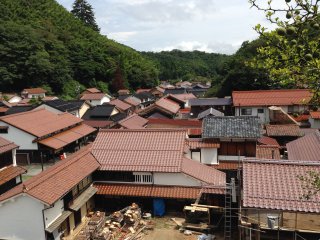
[136,89,151,94]
[0,145,99,205]
[232,89,312,107]
[80,93,106,100]
[83,120,113,128]
[85,88,101,93]
[166,93,196,103]
[0,137,18,154]
[243,160,320,212]
[5,106,34,115]
[213,162,239,170]
[118,89,130,94]
[189,98,232,106]
[43,99,83,112]
[82,105,116,119]
[164,88,187,95]
[155,98,180,114]
[287,131,320,161]
[310,111,320,119]
[257,136,279,147]
[0,165,26,186]
[202,116,261,139]
[38,124,96,150]
[292,114,310,122]
[118,114,148,129]
[147,118,201,127]
[92,129,225,186]
[197,108,224,119]
[187,128,202,136]
[0,109,82,138]
[181,158,225,186]
[256,145,281,159]
[186,138,220,149]
[124,97,140,106]
[109,99,131,111]
[22,88,46,94]
[93,129,187,172]
[266,124,303,137]
[95,184,203,199]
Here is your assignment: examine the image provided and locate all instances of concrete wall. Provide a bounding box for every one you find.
[0,122,38,150]
[154,172,201,187]
[0,195,45,240]
[43,199,64,228]
[235,106,269,123]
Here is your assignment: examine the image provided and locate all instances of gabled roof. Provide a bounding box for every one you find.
[155,98,180,114]
[118,114,148,129]
[82,105,116,119]
[84,88,101,94]
[266,124,303,137]
[256,145,280,159]
[124,96,140,106]
[0,165,26,186]
[189,98,232,106]
[286,131,320,161]
[0,137,18,154]
[0,109,82,138]
[310,111,320,119]
[22,88,47,94]
[136,89,151,94]
[164,88,187,95]
[147,118,201,127]
[197,108,224,119]
[0,145,100,205]
[80,93,107,100]
[186,138,220,149]
[92,129,225,186]
[243,160,320,212]
[133,92,154,100]
[232,89,312,107]
[109,99,131,111]
[42,99,84,112]
[202,116,261,139]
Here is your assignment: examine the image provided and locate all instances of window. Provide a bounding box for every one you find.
[257,109,264,114]
[0,126,8,133]
[241,108,252,115]
[133,172,153,184]
[288,105,299,113]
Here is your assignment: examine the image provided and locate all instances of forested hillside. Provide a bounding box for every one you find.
[0,0,158,98]
[142,50,229,83]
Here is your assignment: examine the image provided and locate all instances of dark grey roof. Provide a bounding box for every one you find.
[5,106,34,115]
[110,112,127,122]
[82,105,116,119]
[164,88,187,95]
[197,108,224,119]
[202,116,261,139]
[134,92,154,100]
[44,99,84,112]
[189,98,232,106]
[118,94,131,100]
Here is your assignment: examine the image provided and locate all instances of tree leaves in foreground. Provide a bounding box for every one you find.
[249,0,320,102]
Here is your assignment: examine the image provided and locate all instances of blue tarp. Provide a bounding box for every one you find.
[153,198,165,216]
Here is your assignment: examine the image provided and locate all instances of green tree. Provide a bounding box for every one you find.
[71,0,100,32]
[249,0,320,101]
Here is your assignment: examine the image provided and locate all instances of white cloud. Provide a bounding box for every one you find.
[108,31,137,42]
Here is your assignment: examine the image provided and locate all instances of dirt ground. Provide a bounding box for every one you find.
[142,216,224,240]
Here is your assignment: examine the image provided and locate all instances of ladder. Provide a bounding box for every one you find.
[224,185,232,240]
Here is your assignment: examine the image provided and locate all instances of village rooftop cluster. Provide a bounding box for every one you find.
[0,82,319,239]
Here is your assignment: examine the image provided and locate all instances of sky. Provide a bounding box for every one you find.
[56,0,275,55]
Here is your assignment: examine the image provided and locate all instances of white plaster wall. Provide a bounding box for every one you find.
[88,100,102,106]
[44,199,64,228]
[0,122,38,150]
[154,173,201,187]
[185,150,201,162]
[201,148,218,165]
[101,96,110,104]
[309,119,320,129]
[28,93,45,99]
[235,107,269,123]
[81,204,87,221]
[8,96,22,103]
[0,195,45,240]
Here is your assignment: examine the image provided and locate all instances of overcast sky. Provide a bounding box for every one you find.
[56,0,275,55]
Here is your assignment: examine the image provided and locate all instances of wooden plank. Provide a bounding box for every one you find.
[190,204,224,210]
[296,212,320,231]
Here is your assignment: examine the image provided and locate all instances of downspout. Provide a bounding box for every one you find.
[42,204,54,240]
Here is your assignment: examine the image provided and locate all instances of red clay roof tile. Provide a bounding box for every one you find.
[266,124,303,137]
[0,145,99,205]
[109,99,131,111]
[80,93,106,100]
[310,111,320,119]
[257,136,279,146]
[22,88,47,94]
[0,137,18,154]
[243,160,320,213]
[256,145,281,159]
[118,114,148,129]
[0,165,26,186]
[232,89,312,107]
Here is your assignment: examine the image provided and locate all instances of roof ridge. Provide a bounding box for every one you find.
[98,128,187,132]
[244,159,320,166]
[0,108,44,119]
[233,89,311,93]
